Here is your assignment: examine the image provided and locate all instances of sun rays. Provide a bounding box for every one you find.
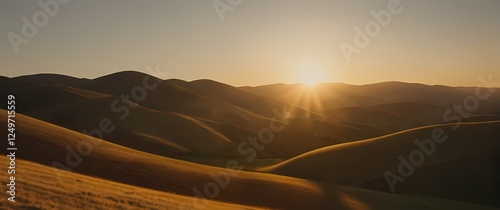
[290,61,334,114]
[278,84,326,116]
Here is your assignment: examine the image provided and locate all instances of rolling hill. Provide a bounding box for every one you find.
[1,109,498,210]
[262,121,500,207]
[240,82,500,114]
[2,75,383,159]
[0,156,265,210]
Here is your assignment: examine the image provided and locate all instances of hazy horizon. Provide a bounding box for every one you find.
[6,70,500,88]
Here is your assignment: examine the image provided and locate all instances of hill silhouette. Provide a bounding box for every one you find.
[2,71,500,209]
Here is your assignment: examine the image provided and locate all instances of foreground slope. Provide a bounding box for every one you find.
[1,110,498,210]
[0,109,342,209]
[0,157,265,210]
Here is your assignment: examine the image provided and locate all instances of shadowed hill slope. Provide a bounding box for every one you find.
[14,73,89,86]
[0,76,41,96]
[370,102,449,124]
[325,106,426,132]
[23,94,348,158]
[2,77,375,158]
[1,110,497,210]
[262,121,500,207]
[171,79,325,120]
[240,82,500,113]
[26,96,236,157]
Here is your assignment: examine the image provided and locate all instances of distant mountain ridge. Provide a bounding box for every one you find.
[3,72,500,158]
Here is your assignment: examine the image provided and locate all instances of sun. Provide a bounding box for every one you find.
[297,62,327,88]
[302,75,321,87]
[289,61,334,113]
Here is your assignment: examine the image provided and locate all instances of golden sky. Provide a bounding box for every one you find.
[1,0,499,86]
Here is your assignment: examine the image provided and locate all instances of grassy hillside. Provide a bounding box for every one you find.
[0,109,343,209]
[1,110,498,210]
[262,121,500,206]
[0,156,266,210]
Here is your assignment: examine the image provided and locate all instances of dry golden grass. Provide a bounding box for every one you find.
[0,156,267,210]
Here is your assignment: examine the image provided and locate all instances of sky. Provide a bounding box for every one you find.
[0,0,499,86]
